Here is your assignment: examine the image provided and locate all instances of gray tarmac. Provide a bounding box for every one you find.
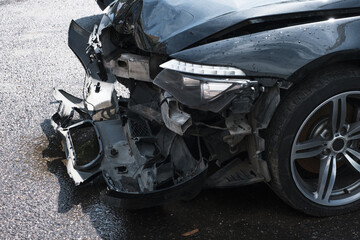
[1,0,360,239]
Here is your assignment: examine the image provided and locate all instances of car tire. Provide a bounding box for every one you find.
[266,65,360,216]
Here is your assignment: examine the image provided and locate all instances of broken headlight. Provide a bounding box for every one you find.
[154,59,257,112]
[182,76,235,100]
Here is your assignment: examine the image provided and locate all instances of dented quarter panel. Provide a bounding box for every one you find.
[171,16,360,80]
[120,0,360,54]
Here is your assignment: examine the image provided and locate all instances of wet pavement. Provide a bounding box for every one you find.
[1,0,360,239]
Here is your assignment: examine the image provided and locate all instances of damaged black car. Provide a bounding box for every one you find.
[51,0,360,216]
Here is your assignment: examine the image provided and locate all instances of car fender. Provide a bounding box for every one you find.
[171,16,360,81]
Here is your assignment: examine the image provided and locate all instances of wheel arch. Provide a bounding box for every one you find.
[287,50,360,86]
[265,63,360,216]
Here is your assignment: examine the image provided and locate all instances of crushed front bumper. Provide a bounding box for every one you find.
[50,19,207,208]
[51,100,207,208]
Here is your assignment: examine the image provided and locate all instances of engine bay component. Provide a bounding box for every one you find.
[160,93,192,135]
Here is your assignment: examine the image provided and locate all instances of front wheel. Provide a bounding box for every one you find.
[266,65,360,216]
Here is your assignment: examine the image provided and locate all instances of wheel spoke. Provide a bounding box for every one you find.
[354,103,360,121]
[316,156,337,202]
[347,122,360,139]
[293,138,327,159]
[331,95,347,134]
[347,133,360,141]
[344,148,360,173]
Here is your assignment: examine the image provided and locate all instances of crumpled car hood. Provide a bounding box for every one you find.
[119,0,360,54]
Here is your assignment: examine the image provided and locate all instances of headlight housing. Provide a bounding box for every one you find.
[154,59,257,113]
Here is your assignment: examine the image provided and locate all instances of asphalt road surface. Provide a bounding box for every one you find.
[1,0,360,239]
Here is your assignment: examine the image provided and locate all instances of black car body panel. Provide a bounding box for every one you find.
[172,16,360,80]
[115,0,360,55]
[96,0,115,10]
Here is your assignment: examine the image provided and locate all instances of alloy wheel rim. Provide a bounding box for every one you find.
[291,91,360,206]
